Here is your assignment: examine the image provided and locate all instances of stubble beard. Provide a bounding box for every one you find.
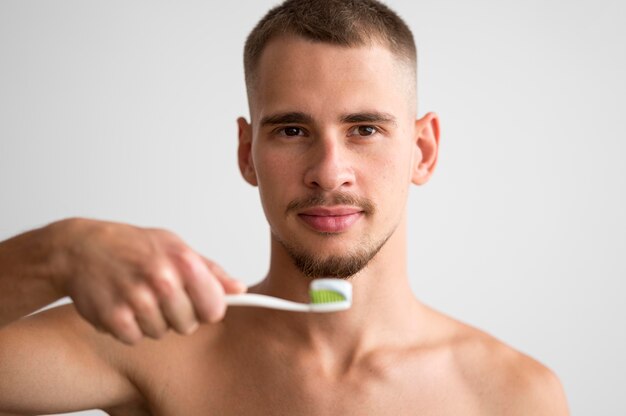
[274,229,394,280]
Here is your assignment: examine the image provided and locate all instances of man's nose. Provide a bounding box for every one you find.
[303,137,355,192]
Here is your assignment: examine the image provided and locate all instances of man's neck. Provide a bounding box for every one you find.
[249,217,424,365]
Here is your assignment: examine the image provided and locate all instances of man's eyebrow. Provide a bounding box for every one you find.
[340,112,397,126]
[260,112,313,126]
[259,111,398,127]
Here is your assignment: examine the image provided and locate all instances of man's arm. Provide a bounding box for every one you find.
[0,218,245,338]
[0,222,124,413]
[0,218,245,413]
[0,223,67,327]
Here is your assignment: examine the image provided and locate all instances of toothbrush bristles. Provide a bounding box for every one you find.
[310,289,346,304]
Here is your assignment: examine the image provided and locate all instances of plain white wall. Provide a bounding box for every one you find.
[1,1,624,415]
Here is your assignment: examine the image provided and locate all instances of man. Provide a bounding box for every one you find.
[0,0,568,414]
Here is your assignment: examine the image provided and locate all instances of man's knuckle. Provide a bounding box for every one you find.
[106,307,135,332]
[148,264,179,298]
[152,277,177,299]
[172,249,197,276]
[130,290,157,315]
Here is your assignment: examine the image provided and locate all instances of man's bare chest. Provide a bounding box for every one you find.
[119,354,477,416]
[122,378,423,415]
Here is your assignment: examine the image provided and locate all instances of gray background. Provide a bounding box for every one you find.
[0,0,624,415]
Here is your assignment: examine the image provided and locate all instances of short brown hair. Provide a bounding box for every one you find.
[243,0,417,92]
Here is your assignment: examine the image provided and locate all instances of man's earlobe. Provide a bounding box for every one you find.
[412,112,440,186]
[237,117,258,186]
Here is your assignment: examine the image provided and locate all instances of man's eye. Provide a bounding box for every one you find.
[279,126,305,137]
[349,125,378,137]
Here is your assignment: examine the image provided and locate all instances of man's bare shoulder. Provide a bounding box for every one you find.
[0,304,150,414]
[1,304,232,414]
[420,304,569,415]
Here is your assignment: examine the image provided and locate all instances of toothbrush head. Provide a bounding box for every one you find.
[308,278,352,312]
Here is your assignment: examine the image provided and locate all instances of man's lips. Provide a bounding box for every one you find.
[297,206,364,233]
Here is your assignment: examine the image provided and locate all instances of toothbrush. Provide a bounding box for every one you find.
[225,278,352,312]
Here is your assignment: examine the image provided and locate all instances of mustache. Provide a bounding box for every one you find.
[286,192,376,215]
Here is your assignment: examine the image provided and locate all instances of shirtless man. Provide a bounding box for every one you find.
[0,0,569,414]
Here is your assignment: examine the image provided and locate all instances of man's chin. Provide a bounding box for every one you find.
[277,235,390,279]
[294,254,368,279]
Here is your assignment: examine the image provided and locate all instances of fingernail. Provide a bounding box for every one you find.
[184,321,199,335]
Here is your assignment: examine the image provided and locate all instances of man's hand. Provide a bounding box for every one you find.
[47,218,247,344]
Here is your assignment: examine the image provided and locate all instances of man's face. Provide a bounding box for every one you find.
[239,36,427,278]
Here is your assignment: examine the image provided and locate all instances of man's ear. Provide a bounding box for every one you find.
[237,117,258,186]
[411,112,440,186]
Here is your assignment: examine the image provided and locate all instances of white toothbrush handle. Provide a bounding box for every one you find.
[225,293,311,312]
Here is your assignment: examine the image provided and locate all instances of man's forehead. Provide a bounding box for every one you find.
[249,35,414,123]
[257,35,399,81]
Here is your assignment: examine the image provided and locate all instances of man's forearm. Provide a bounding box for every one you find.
[0,222,66,328]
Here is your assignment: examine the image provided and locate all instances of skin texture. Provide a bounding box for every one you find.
[0,36,569,415]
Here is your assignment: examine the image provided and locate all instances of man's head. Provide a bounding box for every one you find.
[237,0,439,279]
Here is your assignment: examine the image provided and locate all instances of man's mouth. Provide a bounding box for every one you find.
[297,206,364,233]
